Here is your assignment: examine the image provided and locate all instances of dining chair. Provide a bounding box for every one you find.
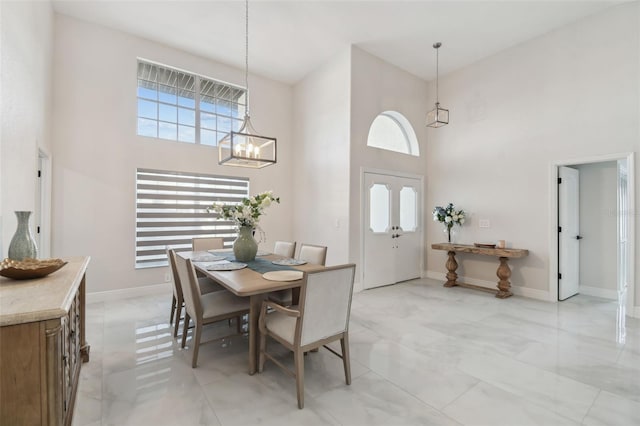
[170,249,250,368]
[192,236,224,252]
[191,237,226,292]
[269,243,327,306]
[168,248,226,337]
[298,243,327,266]
[258,264,356,409]
[273,240,296,258]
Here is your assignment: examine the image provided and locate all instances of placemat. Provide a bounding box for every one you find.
[225,256,295,274]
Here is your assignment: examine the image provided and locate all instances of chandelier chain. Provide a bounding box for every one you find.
[435,45,439,104]
[245,0,250,115]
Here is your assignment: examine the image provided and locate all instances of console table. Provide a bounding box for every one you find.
[431,243,528,298]
[0,256,90,425]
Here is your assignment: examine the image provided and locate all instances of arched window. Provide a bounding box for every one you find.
[367,111,419,156]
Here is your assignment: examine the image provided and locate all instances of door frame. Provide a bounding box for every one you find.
[37,149,52,258]
[548,152,635,317]
[360,167,425,289]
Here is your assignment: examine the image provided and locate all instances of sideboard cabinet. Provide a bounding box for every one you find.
[0,257,90,425]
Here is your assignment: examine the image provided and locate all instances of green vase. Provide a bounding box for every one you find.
[8,211,38,260]
[233,225,257,262]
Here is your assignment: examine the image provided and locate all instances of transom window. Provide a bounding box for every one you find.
[135,168,249,268]
[367,111,419,156]
[137,60,246,146]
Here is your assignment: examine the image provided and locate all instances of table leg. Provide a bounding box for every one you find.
[496,257,513,298]
[444,251,458,287]
[248,294,264,375]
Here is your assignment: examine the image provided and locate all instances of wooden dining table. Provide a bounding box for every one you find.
[177,250,324,375]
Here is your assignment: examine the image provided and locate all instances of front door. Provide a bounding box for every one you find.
[363,172,422,289]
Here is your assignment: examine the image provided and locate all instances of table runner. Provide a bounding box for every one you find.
[226,256,295,273]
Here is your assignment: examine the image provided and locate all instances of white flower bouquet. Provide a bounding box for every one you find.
[433,203,465,242]
[207,191,280,229]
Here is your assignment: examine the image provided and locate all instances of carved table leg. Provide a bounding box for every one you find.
[444,251,458,287]
[496,257,513,298]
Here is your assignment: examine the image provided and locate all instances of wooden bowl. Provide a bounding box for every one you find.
[0,258,67,280]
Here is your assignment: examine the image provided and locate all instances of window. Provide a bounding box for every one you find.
[137,60,246,146]
[367,111,419,156]
[135,168,249,268]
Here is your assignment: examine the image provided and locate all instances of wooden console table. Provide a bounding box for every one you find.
[431,243,528,298]
[1,256,90,425]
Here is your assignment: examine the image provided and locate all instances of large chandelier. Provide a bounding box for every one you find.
[426,42,449,128]
[219,0,276,168]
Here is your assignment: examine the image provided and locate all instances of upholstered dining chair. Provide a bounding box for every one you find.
[273,240,296,258]
[298,244,327,266]
[192,237,224,252]
[190,237,227,292]
[170,249,250,368]
[258,264,356,409]
[269,243,327,306]
[167,248,225,337]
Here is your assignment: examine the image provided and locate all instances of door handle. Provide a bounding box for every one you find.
[576,235,583,240]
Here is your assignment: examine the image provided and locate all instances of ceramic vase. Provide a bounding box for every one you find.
[8,211,38,260]
[233,225,258,262]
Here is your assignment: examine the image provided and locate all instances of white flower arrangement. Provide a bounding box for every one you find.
[207,191,280,229]
[433,203,465,242]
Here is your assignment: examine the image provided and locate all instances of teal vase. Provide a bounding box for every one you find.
[8,211,38,260]
[233,225,257,262]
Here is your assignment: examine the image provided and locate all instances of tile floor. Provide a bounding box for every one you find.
[72,278,640,426]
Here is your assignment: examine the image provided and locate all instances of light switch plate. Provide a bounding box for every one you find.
[479,219,490,228]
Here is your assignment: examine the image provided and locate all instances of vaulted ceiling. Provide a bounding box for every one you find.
[52,0,624,84]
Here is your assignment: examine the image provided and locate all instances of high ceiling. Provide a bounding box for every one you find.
[52,0,624,84]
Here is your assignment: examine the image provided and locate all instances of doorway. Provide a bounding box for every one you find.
[362,170,423,289]
[36,150,51,258]
[551,153,635,318]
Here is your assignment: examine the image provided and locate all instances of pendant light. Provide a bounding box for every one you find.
[218,0,276,168]
[426,42,449,128]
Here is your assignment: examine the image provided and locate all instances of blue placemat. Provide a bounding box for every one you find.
[224,255,296,273]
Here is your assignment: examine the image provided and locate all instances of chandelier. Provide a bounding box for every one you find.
[219,0,276,168]
[426,42,449,128]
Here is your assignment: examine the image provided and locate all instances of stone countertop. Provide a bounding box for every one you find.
[0,256,90,326]
[431,243,529,258]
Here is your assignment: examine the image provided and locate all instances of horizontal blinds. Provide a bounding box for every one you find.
[135,168,249,268]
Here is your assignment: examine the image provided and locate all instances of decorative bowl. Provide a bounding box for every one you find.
[0,258,67,280]
[474,243,497,249]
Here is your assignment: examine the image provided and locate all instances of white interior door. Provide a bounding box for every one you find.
[558,166,580,300]
[364,172,422,289]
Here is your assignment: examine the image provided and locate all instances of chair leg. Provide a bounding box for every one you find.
[191,322,202,368]
[341,334,351,385]
[294,348,305,409]
[181,313,190,349]
[258,329,267,373]
[173,302,183,338]
[169,295,176,325]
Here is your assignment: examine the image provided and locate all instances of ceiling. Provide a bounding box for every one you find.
[51,0,624,84]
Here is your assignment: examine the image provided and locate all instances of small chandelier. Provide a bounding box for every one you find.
[219,0,276,168]
[426,42,449,128]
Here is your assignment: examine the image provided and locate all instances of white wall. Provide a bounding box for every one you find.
[1,0,54,256]
[425,3,639,304]
[52,15,293,293]
[576,161,617,299]
[349,47,429,281]
[291,50,351,265]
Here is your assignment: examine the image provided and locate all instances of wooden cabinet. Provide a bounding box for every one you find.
[0,257,90,426]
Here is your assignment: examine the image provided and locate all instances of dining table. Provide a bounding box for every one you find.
[177,250,325,375]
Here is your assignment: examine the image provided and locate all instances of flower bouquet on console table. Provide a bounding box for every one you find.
[207,191,280,262]
[433,203,465,243]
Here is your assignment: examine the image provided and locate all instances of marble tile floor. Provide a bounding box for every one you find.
[72,278,640,426]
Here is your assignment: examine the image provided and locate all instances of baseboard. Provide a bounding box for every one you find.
[578,285,617,300]
[87,282,171,304]
[424,270,550,301]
